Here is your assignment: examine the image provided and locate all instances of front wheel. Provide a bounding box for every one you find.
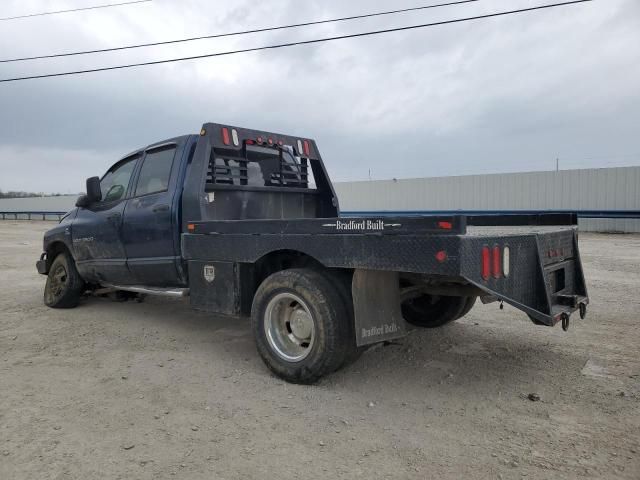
[251,268,352,384]
[401,294,468,328]
[44,252,85,308]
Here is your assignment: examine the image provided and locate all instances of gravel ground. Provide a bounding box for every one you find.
[1,221,639,480]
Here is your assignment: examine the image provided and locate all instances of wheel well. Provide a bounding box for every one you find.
[46,242,72,269]
[241,250,352,316]
[253,250,324,286]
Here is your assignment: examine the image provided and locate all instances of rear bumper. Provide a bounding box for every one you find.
[549,294,589,329]
[460,228,589,326]
[36,253,48,275]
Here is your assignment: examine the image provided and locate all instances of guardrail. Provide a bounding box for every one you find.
[0,211,67,221]
[341,210,640,220]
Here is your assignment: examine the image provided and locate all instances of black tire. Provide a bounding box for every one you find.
[455,296,477,320]
[320,269,363,370]
[251,268,351,384]
[401,294,467,328]
[44,252,85,309]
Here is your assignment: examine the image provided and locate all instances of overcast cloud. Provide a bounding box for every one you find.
[0,0,638,193]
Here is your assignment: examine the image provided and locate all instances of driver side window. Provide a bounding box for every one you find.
[100,156,138,203]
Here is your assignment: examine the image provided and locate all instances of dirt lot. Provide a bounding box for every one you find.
[1,221,638,480]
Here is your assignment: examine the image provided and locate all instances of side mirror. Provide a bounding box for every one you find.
[75,177,101,208]
[86,177,102,203]
[75,194,90,208]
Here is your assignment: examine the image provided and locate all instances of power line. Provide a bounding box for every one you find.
[0,0,153,22]
[0,0,593,83]
[1,0,481,64]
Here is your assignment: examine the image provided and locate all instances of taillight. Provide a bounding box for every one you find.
[221,127,230,146]
[435,250,447,263]
[481,246,491,280]
[303,140,311,157]
[438,221,453,230]
[492,245,501,279]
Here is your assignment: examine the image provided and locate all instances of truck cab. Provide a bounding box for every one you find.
[40,124,341,290]
[40,135,197,288]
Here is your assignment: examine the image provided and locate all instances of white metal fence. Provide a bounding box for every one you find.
[334,167,640,233]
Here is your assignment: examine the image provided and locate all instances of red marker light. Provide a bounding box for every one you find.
[438,221,453,230]
[257,136,264,144]
[492,245,501,279]
[278,140,284,146]
[435,251,448,263]
[245,139,255,145]
[268,138,274,145]
[221,128,230,146]
[481,246,491,281]
[303,140,311,157]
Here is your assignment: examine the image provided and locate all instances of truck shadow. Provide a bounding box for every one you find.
[79,295,588,395]
[332,321,590,397]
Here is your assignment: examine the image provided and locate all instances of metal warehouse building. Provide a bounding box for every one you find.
[1,167,639,233]
[334,167,640,233]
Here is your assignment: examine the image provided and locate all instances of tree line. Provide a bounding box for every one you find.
[0,190,65,199]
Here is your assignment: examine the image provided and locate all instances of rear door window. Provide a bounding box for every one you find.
[135,146,177,197]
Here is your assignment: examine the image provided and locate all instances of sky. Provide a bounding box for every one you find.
[0,0,638,193]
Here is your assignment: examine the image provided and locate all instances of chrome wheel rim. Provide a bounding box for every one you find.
[264,292,315,362]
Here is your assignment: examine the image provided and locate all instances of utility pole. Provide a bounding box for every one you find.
[556,157,559,172]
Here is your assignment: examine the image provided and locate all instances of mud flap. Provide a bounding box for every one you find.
[352,269,408,346]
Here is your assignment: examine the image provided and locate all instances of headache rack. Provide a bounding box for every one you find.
[206,143,312,190]
[181,122,340,223]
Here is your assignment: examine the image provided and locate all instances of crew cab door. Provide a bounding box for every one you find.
[73,154,140,284]
[121,144,181,286]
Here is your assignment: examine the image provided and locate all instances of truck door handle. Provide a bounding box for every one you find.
[152,204,170,213]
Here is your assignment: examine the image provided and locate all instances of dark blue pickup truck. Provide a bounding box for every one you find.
[37,122,589,383]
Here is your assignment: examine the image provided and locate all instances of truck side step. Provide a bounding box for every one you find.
[102,285,190,298]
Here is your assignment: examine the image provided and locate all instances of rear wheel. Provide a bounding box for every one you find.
[401,294,467,328]
[44,252,85,308]
[456,296,477,320]
[251,268,352,384]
